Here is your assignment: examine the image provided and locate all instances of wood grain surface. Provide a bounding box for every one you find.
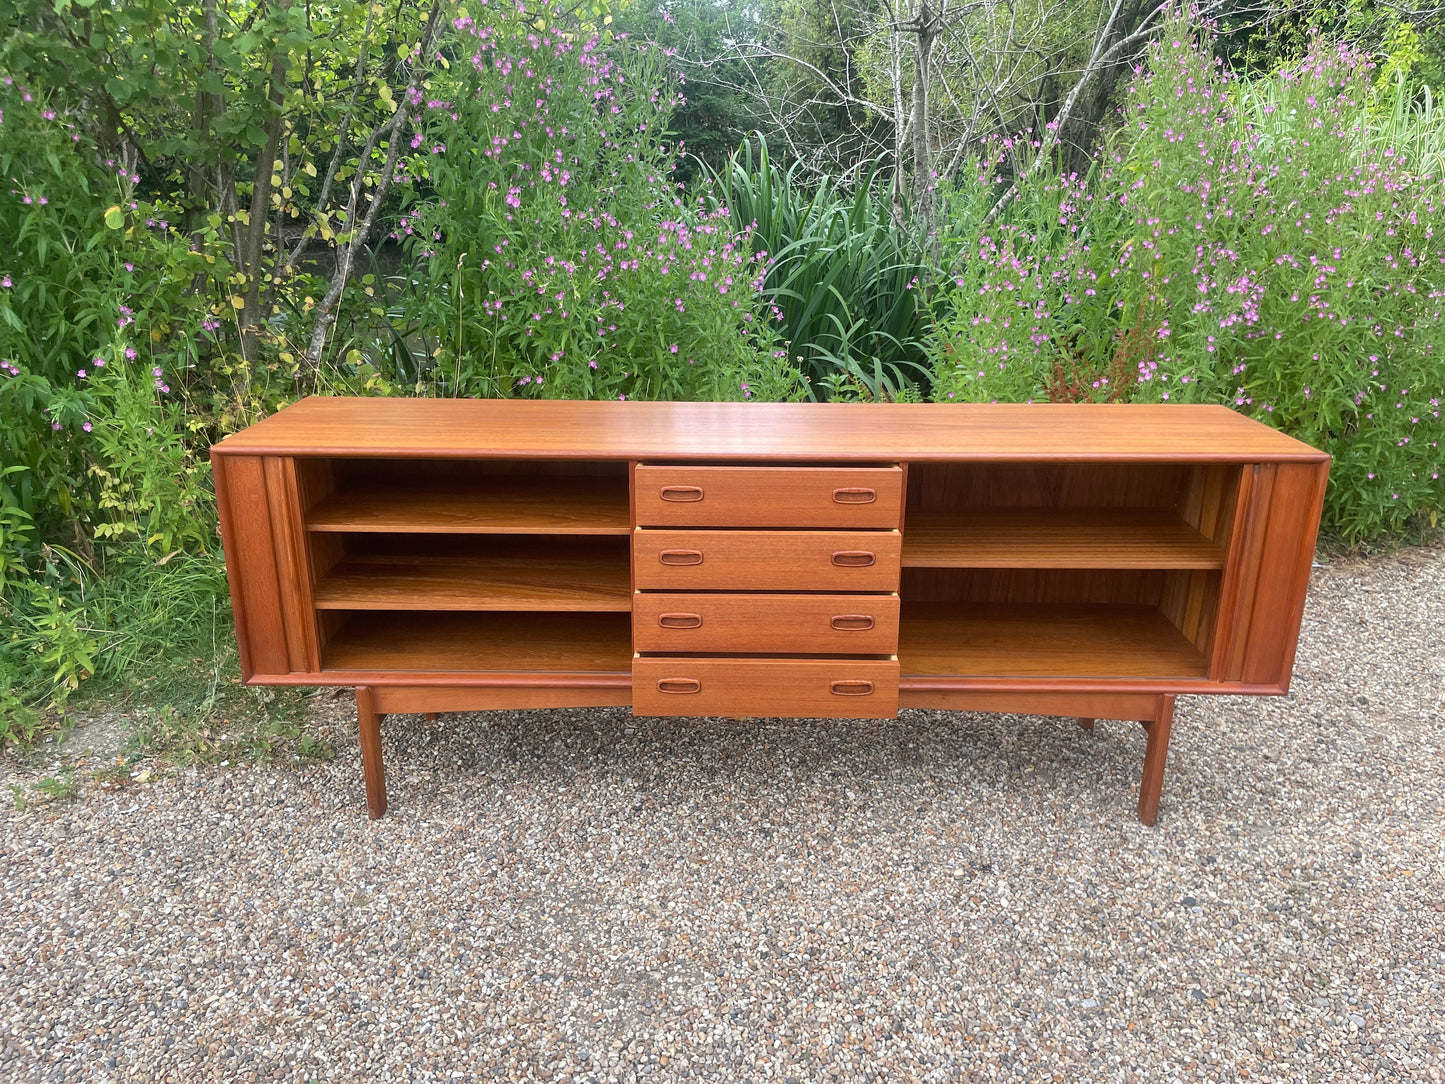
[1230,461,1330,687]
[633,529,902,591]
[901,509,1226,569]
[212,398,1329,462]
[313,539,631,610]
[212,454,291,679]
[307,477,630,534]
[324,611,632,672]
[369,685,632,713]
[631,592,901,653]
[632,656,900,718]
[905,462,1191,510]
[634,465,903,527]
[898,602,1208,679]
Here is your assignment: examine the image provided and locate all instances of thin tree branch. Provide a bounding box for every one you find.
[303,0,445,373]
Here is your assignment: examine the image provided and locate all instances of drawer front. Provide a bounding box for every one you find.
[633,529,901,591]
[633,593,900,654]
[634,466,902,528]
[633,657,900,719]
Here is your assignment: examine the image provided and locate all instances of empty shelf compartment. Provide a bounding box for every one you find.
[902,509,1225,569]
[898,602,1209,679]
[308,475,629,535]
[312,536,631,611]
[322,611,633,673]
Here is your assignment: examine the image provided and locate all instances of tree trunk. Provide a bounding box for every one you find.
[889,5,909,229]
[187,0,217,244]
[302,0,445,373]
[239,54,288,364]
[909,0,937,249]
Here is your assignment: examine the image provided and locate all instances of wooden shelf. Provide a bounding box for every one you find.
[898,602,1208,679]
[324,611,632,672]
[308,478,629,534]
[313,541,630,611]
[902,510,1225,569]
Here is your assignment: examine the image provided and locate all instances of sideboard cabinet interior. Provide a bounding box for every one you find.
[213,399,1329,825]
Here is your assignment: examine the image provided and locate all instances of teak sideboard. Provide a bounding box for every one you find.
[212,398,1330,825]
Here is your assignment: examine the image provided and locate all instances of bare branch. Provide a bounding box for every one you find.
[304,0,445,372]
[285,5,377,273]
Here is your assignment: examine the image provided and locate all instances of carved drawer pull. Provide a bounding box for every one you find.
[659,549,704,566]
[832,487,878,505]
[658,613,703,629]
[830,614,875,631]
[831,550,876,567]
[830,680,874,696]
[660,485,704,502]
[657,678,701,694]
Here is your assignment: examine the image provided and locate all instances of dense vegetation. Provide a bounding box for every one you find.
[1,0,1441,738]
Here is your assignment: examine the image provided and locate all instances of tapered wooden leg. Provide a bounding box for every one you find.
[1137,694,1175,827]
[1077,717,1095,730]
[356,686,387,820]
[423,712,438,721]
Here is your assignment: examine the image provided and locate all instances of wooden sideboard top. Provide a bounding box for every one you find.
[212,397,1329,462]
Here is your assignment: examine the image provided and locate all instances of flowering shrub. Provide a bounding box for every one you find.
[0,76,218,569]
[400,11,798,401]
[0,74,222,728]
[1117,25,1443,541]
[930,17,1445,542]
[932,162,1129,404]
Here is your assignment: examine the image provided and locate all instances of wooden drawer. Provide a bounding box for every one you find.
[632,657,900,718]
[634,465,902,528]
[633,529,901,591]
[633,593,900,654]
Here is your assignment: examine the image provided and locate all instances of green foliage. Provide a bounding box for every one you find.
[713,137,932,400]
[399,14,797,402]
[929,16,1445,543]
[0,2,436,727]
[930,159,1130,404]
[35,769,79,803]
[612,0,764,183]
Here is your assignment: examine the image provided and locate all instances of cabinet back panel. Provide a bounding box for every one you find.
[331,457,629,485]
[900,567,1166,606]
[906,463,1188,512]
[1160,568,1223,655]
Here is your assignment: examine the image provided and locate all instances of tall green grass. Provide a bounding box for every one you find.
[710,138,934,400]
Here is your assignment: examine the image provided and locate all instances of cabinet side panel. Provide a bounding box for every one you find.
[1214,462,1327,687]
[263,457,319,673]
[214,454,290,679]
[1213,464,1271,680]
[1237,462,1328,688]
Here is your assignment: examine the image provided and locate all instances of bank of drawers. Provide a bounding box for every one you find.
[631,464,903,718]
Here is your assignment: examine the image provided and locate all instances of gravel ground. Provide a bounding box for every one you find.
[2,547,1442,1083]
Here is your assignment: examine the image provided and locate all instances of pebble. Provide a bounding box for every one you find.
[0,545,1441,1082]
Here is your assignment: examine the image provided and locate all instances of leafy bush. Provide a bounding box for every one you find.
[399,17,798,402]
[930,18,1445,543]
[0,73,224,732]
[713,138,933,400]
[931,160,1131,404]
